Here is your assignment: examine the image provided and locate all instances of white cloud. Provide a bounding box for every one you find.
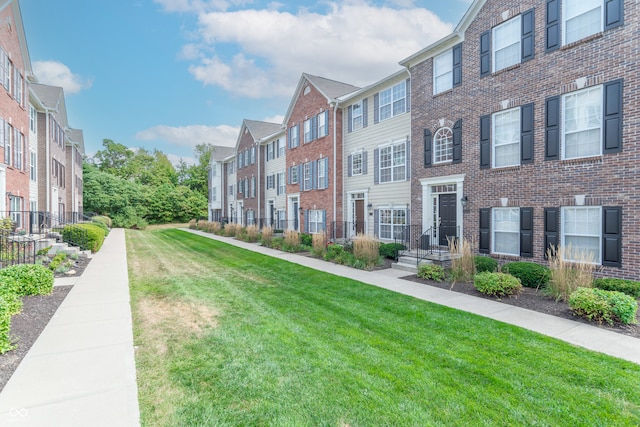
[33,61,93,94]
[167,153,197,166]
[135,124,239,148]
[263,114,284,124]
[185,2,453,98]
[153,0,252,13]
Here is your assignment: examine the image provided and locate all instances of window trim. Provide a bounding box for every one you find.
[561,84,603,160]
[351,100,363,131]
[561,205,602,264]
[562,0,603,46]
[378,208,407,240]
[492,107,521,168]
[378,82,406,121]
[378,141,406,184]
[433,127,453,164]
[491,207,521,256]
[433,49,453,95]
[352,151,363,175]
[492,15,522,73]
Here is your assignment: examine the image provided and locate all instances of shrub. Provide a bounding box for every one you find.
[245,225,260,243]
[312,232,327,257]
[0,277,23,315]
[283,230,301,251]
[569,287,638,325]
[63,223,106,253]
[208,222,222,234]
[188,219,198,229]
[325,244,344,261]
[224,223,242,237]
[593,278,640,299]
[0,264,54,296]
[0,298,15,354]
[449,237,475,283]
[474,256,497,273]
[48,253,68,272]
[417,264,445,282]
[89,220,110,236]
[501,262,550,288]
[379,243,405,260]
[261,226,274,247]
[91,215,112,228]
[546,245,595,301]
[353,234,380,267]
[474,272,523,298]
[300,233,313,247]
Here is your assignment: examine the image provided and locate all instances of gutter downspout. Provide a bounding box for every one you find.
[45,111,50,213]
[331,100,339,229]
[256,141,261,225]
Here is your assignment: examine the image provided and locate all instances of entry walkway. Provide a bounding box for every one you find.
[0,229,139,426]
[184,228,640,366]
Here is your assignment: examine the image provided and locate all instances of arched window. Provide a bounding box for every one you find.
[433,127,453,163]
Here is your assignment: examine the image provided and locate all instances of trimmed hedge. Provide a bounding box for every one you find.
[417,264,445,282]
[474,256,498,273]
[63,223,106,253]
[474,272,522,297]
[501,262,550,288]
[0,264,54,296]
[91,215,112,228]
[379,243,405,259]
[569,287,638,325]
[90,220,110,236]
[593,278,640,299]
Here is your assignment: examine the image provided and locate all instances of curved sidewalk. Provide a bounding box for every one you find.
[184,228,640,366]
[0,229,140,426]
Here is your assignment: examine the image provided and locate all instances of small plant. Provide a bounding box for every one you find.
[568,287,638,325]
[224,223,242,237]
[379,243,405,260]
[188,219,198,229]
[501,262,551,288]
[325,243,345,261]
[312,232,327,257]
[208,222,222,234]
[283,230,301,251]
[449,237,475,283]
[417,264,445,282]
[300,233,313,247]
[0,264,54,296]
[593,278,640,299]
[474,272,523,298]
[546,245,595,301]
[261,226,274,247]
[48,253,68,272]
[353,234,380,267]
[474,256,497,273]
[37,246,52,256]
[245,225,260,243]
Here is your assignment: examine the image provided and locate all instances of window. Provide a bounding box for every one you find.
[29,106,37,132]
[247,210,255,225]
[493,16,521,72]
[251,176,256,197]
[304,118,312,143]
[0,48,7,91]
[379,142,406,183]
[267,142,274,161]
[277,139,285,157]
[352,152,363,175]
[14,69,23,106]
[211,187,217,202]
[492,208,520,255]
[30,151,36,181]
[562,206,601,263]
[211,164,217,177]
[379,82,406,121]
[433,127,453,163]
[290,165,299,184]
[317,158,326,189]
[4,121,12,166]
[303,162,312,191]
[317,111,327,137]
[433,50,453,94]
[229,184,234,196]
[351,101,363,130]
[307,210,325,233]
[9,197,22,228]
[563,85,602,159]
[251,146,256,164]
[379,209,406,240]
[289,125,299,148]
[493,108,520,167]
[228,162,234,174]
[267,174,275,190]
[238,180,243,194]
[277,209,286,229]
[277,171,285,195]
[564,0,602,45]
[14,130,22,170]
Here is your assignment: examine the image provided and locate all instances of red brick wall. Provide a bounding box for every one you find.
[409,0,639,278]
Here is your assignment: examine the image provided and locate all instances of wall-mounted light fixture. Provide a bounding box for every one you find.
[299,207,303,215]
[6,192,13,198]
[367,203,373,209]
[460,196,469,208]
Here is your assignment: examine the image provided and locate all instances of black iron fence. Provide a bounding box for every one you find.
[0,230,37,268]
[395,225,460,264]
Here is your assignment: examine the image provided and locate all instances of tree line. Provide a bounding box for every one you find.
[83,139,212,228]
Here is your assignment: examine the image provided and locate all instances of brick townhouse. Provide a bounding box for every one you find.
[283,73,359,233]
[0,0,32,228]
[401,0,637,278]
[207,145,235,222]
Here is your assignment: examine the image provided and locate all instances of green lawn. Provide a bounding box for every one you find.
[127,228,640,426]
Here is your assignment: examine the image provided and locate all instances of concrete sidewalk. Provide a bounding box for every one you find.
[0,229,139,426]
[183,228,640,366]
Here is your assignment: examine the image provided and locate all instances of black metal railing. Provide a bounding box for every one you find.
[394,224,461,265]
[0,230,37,268]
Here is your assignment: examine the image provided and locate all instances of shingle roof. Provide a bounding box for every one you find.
[67,128,85,155]
[244,120,282,141]
[303,73,360,99]
[31,83,69,128]
[210,146,235,162]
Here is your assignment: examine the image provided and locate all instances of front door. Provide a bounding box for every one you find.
[439,194,457,246]
[292,200,299,231]
[354,200,365,234]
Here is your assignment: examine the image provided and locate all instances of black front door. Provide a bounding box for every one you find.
[355,200,365,234]
[439,194,457,246]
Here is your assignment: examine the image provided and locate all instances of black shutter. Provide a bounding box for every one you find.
[544,207,559,259]
[452,119,462,164]
[546,0,560,52]
[362,151,368,175]
[362,98,368,128]
[520,207,533,257]
[423,128,432,167]
[374,93,380,124]
[545,96,560,160]
[604,0,623,31]
[452,43,462,87]
[405,79,411,112]
[480,30,491,77]
[602,206,622,267]
[373,209,379,238]
[603,79,623,154]
[521,9,535,62]
[521,103,534,164]
[347,106,353,133]
[480,114,491,169]
[373,148,379,184]
[479,208,491,253]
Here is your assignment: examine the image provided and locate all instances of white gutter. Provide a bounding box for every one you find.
[256,141,261,224]
[331,100,339,226]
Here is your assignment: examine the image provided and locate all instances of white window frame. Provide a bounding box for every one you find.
[267,143,274,161]
[492,207,520,256]
[352,101,363,130]
[317,158,326,189]
[492,107,520,168]
[14,130,22,170]
[290,125,299,148]
[492,15,521,73]
[277,171,285,195]
[352,151,363,175]
[251,176,256,197]
[303,162,312,191]
[30,150,36,181]
[317,112,327,136]
[290,165,299,184]
[379,208,406,240]
[9,196,22,228]
[379,82,406,121]
[433,49,453,95]
[5,122,12,166]
[308,210,325,233]
[561,206,602,264]
[433,127,453,163]
[277,139,285,157]
[563,0,603,45]
[304,119,312,143]
[29,105,37,132]
[379,141,406,183]
[211,187,217,202]
[562,85,602,160]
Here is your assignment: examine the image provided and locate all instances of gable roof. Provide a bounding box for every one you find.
[282,73,360,125]
[399,0,487,67]
[0,0,33,80]
[209,145,235,163]
[337,68,409,104]
[31,83,69,128]
[66,128,85,155]
[244,119,282,141]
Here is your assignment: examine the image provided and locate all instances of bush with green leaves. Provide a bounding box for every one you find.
[474,272,522,297]
[417,264,445,282]
[379,243,405,259]
[474,256,498,273]
[300,233,313,247]
[501,262,551,288]
[63,223,106,252]
[91,215,112,228]
[593,278,640,299]
[0,277,23,315]
[0,264,54,296]
[0,299,15,354]
[568,287,638,325]
[89,220,110,236]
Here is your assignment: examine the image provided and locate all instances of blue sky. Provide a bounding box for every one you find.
[19,0,472,164]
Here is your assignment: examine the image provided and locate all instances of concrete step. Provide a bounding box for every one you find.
[35,238,57,253]
[61,246,80,256]
[48,243,67,255]
[392,256,433,274]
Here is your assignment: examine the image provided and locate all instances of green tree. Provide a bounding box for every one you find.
[176,143,215,198]
[91,139,135,177]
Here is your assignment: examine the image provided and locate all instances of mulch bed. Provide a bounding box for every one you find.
[0,254,93,392]
[403,274,640,339]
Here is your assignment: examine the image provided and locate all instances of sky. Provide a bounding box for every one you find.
[19,0,472,165]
